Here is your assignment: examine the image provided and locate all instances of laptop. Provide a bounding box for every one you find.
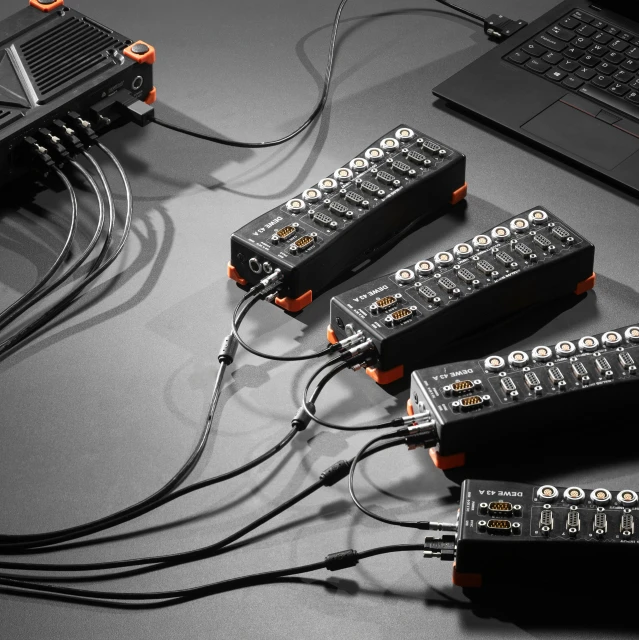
[433,1,639,195]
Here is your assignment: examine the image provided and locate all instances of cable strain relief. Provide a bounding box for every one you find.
[325,549,359,571]
[218,334,239,364]
[423,522,458,532]
[292,403,314,431]
[320,459,352,486]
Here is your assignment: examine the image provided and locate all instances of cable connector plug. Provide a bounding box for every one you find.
[38,128,69,161]
[338,338,375,363]
[335,330,365,351]
[248,269,283,296]
[24,136,54,167]
[68,112,98,142]
[423,534,456,561]
[483,14,528,41]
[218,334,239,365]
[292,403,315,431]
[52,120,84,150]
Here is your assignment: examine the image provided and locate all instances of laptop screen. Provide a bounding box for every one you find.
[599,1,639,22]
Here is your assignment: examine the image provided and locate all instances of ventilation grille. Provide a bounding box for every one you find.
[19,17,120,96]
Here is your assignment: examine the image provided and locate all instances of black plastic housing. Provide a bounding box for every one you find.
[0,4,154,188]
[330,208,595,379]
[454,479,639,589]
[229,125,466,307]
[411,323,639,464]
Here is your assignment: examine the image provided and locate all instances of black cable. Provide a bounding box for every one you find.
[0,149,122,353]
[432,0,485,22]
[0,544,423,603]
[349,432,439,530]
[232,292,338,362]
[151,0,350,148]
[0,441,403,573]
[0,168,78,327]
[301,359,405,431]
[0,159,108,333]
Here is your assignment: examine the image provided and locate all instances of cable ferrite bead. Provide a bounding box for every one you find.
[320,459,352,486]
[292,403,315,431]
[325,549,359,571]
[218,334,239,364]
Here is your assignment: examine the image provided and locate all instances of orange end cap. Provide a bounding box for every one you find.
[452,563,482,588]
[575,272,596,296]
[327,325,338,345]
[428,447,466,470]
[406,399,414,416]
[227,262,247,286]
[144,87,157,105]
[365,364,404,385]
[30,0,64,11]
[123,41,157,65]
[451,182,468,205]
[274,290,313,313]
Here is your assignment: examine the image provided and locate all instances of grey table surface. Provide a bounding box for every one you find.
[1,0,638,638]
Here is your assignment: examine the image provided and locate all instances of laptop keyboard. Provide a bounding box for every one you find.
[505,8,639,121]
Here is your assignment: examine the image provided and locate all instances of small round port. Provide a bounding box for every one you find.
[563,487,585,504]
[364,147,384,161]
[349,157,369,172]
[484,355,505,372]
[541,525,551,536]
[491,226,511,242]
[286,198,306,213]
[513,504,523,516]
[479,502,488,515]
[380,137,399,150]
[595,528,605,539]
[434,251,454,267]
[578,336,599,352]
[395,127,415,141]
[532,346,553,362]
[602,331,623,348]
[302,188,322,202]
[625,326,639,343]
[132,75,144,90]
[477,520,487,532]
[537,485,559,502]
[590,488,612,506]
[472,234,492,250]
[568,527,578,538]
[415,260,434,277]
[508,350,529,368]
[617,490,638,507]
[262,262,273,275]
[248,258,262,274]
[395,268,415,285]
[453,243,473,258]
[512,522,522,534]
[510,218,529,233]
[334,168,353,182]
[318,177,338,192]
[555,341,577,358]
[528,209,549,224]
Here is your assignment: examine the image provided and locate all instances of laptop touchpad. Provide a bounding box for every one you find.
[522,100,639,171]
